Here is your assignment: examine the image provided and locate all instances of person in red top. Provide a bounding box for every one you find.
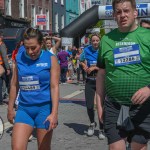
[12,41,24,62]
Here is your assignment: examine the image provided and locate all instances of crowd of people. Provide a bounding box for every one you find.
[1,0,150,149]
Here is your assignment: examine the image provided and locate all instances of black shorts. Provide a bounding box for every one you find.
[104,98,150,145]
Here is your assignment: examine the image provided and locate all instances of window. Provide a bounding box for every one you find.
[46,9,49,30]
[61,15,64,29]
[31,5,35,27]
[19,0,24,18]
[38,7,43,30]
[61,0,64,5]
[55,13,58,32]
[5,0,11,16]
[39,7,42,14]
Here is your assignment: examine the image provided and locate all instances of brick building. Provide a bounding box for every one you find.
[0,0,52,30]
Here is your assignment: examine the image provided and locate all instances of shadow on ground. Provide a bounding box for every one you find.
[64,123,99,137]
[60,100,86,107]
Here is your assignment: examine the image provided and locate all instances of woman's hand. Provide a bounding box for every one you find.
[45,113,58,131]
[87,66,97,74]
[7,108,15,124]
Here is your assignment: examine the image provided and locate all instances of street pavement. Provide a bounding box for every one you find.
[0,81,108,150]
[1,81,150,149]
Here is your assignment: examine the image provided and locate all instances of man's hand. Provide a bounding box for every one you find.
[131,86,150,104]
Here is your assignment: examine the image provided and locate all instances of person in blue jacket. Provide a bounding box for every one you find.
[81,33,105,140]
[7,27,60,150]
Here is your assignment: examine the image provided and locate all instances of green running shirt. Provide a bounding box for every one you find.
[97,27,150,104]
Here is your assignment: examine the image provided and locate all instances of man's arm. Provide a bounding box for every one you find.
[96,68,105,122]
[131,86,150,105]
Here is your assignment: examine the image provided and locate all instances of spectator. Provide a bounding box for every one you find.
[140,19,150,29]
[45,36,61,55]
[58,46,70,84]
[0,31,10,105]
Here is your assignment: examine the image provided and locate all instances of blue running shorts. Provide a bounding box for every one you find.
[15,102,52,129]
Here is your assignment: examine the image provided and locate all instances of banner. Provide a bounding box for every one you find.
[98,3,150,19]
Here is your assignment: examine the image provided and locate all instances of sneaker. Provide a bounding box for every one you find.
[87,122,97,136]
[28,134,33,141]
[98,130,105,140]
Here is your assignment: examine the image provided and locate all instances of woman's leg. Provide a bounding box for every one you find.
[37,129,53,150]
[60,67,65,83]
[76,68,80,82]
[12,123,33,150]
[85,80,97,136]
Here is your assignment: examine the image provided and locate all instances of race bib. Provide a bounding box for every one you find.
[114,44,141,66]
[19,76,40,91]
[89,61,97,67]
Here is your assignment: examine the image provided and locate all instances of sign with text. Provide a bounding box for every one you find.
[98,3,150,19]
[61,37,73,47]
[36,14,47,26]
[86,28,100,33]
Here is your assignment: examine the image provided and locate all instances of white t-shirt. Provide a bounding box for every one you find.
[48,48,54,55]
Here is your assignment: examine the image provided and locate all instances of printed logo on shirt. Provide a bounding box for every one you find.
[116,42,136,47]
[89,61,97,67]
[19,76,40,91]
[36,63,48,67]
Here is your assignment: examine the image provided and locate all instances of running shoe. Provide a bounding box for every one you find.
[98,130,105,140]
[87,122,97,136]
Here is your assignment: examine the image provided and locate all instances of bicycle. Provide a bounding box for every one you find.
[0,116,4,139]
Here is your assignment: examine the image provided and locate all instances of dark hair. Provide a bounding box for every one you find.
[112,0,136,12]
[91,33,101,40]
[45,36,52,41]
[140,19,150,26]
[23,27,43,44]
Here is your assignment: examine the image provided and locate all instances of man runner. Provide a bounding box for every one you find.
[96,0,150,150]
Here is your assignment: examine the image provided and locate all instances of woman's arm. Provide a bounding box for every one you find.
[52,36,61,54]
[7,61,19,123]
[47,56,60,130]
[51,56,60,115]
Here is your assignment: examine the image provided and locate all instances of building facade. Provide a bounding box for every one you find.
[66,0,80,25]
[52,0,66,34]
[0,0,52,30]
[26,0,52,30]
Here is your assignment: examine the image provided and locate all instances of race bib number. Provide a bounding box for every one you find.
[19,76,40,91]
[89,61,97,67]
[114,44,141,66]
